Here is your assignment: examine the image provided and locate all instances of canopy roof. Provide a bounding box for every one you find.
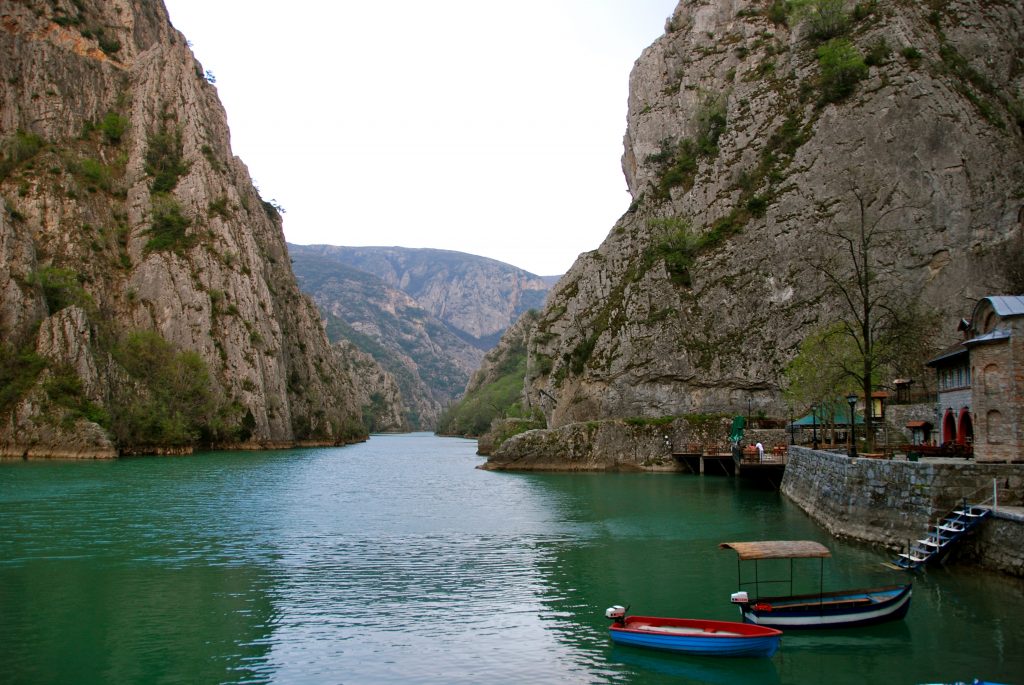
[719,540,831,560]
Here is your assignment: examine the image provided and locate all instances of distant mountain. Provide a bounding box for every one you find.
[288,245,557,429]
[291,246,553,348]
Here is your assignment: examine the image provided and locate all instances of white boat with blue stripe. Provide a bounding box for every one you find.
[721,541,912,629]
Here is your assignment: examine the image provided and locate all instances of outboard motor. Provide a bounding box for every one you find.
[730,591,749,605]
[604,605,628,626]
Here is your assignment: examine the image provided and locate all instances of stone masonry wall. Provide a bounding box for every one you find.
[971,319,1024,463]
[782,447,1024,576]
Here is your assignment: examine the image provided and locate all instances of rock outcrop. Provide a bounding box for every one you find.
[0,0,400,456]
[512,0,1023,434]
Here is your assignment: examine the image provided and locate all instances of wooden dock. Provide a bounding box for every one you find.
[671,445,736,476]
[734,446,788,487]
[672,444,788,485]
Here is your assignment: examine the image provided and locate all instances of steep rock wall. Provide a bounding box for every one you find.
[519,0,1023,430]
[0,0,398,455]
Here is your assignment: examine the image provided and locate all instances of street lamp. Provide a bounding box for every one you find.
[811,404,819,450]
[846,394,858,458]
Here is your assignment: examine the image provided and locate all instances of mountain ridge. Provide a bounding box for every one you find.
[288,243,556,429]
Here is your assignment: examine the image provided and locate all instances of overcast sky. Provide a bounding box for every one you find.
[162,1,678,276]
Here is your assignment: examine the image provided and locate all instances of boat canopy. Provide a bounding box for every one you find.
[719,540,831,560]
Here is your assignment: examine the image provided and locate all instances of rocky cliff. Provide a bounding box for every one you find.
[0,0,400,456]
[506,0,1023,435]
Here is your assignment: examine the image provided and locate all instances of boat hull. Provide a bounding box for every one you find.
[609,616,782,657]
[737,584,912,629]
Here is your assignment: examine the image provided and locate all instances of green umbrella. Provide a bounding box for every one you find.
[729,415,745,443]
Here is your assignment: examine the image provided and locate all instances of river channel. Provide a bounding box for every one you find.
[1,433,1021,684]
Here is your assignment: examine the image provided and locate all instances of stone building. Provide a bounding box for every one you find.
[928,296,1024,463]
[966,296,1024,462]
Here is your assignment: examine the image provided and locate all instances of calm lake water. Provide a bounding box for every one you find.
[1,433,1021,684]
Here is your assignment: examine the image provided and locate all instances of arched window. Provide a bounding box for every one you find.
[957,408,973,445]
[984,363,999,396]
[942,409,957,445]
[986,410,1003,444]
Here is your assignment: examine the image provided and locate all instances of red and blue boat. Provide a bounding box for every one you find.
[606,606,782,657]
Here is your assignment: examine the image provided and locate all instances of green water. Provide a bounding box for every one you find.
[1,433,1020,684]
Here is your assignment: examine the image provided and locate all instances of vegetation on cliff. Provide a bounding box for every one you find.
[436,310,543,438]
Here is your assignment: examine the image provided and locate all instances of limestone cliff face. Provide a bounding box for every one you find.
[519,0,1024,429]
[0,0,396,455]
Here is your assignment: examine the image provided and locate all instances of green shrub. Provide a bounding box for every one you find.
[766,0,788,25]
[208,196,233,219]
[110,330,215,447]
[97,31,121,56]
[651,217,701,287]
[816,38,868,104]
[864,37,890,67]
[100,111,129,144]
[0,344,47,413]
[900,46,922,62]
[0,130,45,180]
[29,266,91,313]
[852,0,877,21]
[44,367,109,426]
[75,157,112,191]
[746,194,769,216]
[144,121,190,193]
[694,92,728,156]
[144,195,193,254]
[789,0,849,40]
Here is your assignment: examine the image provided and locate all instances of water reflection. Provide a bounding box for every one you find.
[610,647,782,685]
[1,559,277,683]
[2,435,1023,684]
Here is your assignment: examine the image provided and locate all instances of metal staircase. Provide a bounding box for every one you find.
[892,498,991,571]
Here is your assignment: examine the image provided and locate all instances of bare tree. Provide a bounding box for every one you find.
[810,187,925,450]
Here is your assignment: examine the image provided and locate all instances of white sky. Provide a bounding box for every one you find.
[162,1,678,276]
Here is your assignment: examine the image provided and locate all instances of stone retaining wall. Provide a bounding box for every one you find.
[781,447,1024,576]
[483,416,789,472]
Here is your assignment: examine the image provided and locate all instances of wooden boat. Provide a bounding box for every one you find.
[605,606,782,657]
[720,541,912,629]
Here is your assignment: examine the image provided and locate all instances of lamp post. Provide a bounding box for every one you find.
[811,404,819,450]
[789,408,795,445]
[847,394,858,458]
